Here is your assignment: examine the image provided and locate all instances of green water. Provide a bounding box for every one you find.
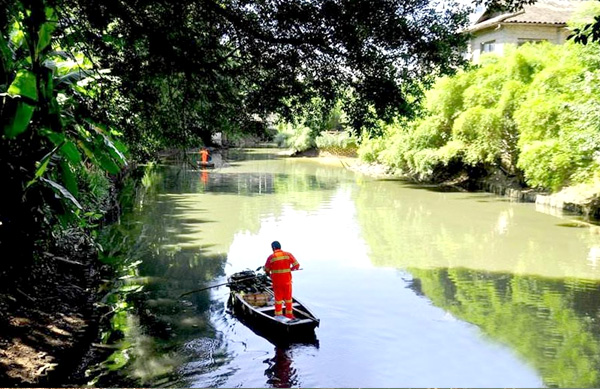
[95,148,600,388]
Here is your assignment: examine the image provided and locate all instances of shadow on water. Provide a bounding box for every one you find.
[401,183,467,193]
[89,164,232,387]
[561,218,600,227]
[556,222,591,228]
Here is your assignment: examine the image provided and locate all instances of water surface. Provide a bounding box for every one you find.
[99,149,600,388]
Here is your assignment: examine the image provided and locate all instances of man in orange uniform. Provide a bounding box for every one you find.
[264,241,300,319]
[199,147,210,163]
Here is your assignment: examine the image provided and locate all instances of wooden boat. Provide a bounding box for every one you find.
[198,161,215,168]
[227,270,320,342]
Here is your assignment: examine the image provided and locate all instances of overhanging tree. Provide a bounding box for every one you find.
[1,0,472,277]
[63,0,471,139]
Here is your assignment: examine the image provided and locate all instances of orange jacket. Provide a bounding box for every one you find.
[264,249,300,284]
[200,149,209,163]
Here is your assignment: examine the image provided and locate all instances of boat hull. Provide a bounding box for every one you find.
[227,271,319,344]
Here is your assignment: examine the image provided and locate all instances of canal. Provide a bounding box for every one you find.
[95,148,600,388]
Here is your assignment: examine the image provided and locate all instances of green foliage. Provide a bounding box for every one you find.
[315,131,358,156]
[275,98,357,154]
[518,140,575,191]
[424,74,472,130]
[497,80,527,116]
[64,0,470,143]
[569,1,600,45]
[360,41,600,190]
[4,101,34,138]
[569,0,600,31]
[452,106,502,165]
[7,69,38,101]
[357,135,386,163]
[0,0,474,272]
[514,96,563,143]
[275,122,313,153]
[0,1,129,273]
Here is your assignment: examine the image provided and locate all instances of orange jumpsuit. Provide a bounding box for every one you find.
[264,249,300,318]
[200,149,209,163]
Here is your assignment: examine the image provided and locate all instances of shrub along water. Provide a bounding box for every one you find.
[358,42,600,193]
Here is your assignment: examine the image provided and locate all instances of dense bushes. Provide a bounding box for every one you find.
[358,42,600,192]
[274,122,314,153]
[315,131,358,156]
[274,100,359,155]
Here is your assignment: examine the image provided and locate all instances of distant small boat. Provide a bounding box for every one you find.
[198,161,215,168]
[227,270,319,342]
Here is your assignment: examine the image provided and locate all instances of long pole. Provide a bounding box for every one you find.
[179,269,302,298]
[179,275,257,298]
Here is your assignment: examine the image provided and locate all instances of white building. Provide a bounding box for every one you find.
[466,0,582,63]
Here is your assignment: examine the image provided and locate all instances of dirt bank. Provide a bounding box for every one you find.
[0,229,110,386]
[0,167,132,386]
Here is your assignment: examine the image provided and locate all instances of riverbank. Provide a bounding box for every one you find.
[0,170,131,386]
[0,230,109,386]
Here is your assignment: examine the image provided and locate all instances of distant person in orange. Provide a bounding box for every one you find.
[264,241,300,319]
[200,147,210,164]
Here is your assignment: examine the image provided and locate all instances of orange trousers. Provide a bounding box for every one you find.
[273,282,293,318]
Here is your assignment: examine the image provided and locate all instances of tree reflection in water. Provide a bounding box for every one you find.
[264,347,298,388]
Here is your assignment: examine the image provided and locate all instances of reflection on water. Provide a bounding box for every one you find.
[264,347,298,388]
[92,165,230,387]
[96,148,600,388]
[409,268,600,388]
[353,179,600,280]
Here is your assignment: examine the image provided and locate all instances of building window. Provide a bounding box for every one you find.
[481,40,495,53]
[518,38,547,46]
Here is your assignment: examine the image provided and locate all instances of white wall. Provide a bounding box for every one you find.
[469,24,570,63]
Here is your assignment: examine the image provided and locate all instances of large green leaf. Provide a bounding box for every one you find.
[40,177,83,210]
[111,137,128,154]
[47,50,74,61]
[77,140,95,160]
[36,7,57,57]
[78,125,125,174]
[101,133,127,166]
[59,160,78,197]
[56,69,91,87]
[96,149,121,175]
[41,128,65,145]
[60,140,83,164]
[8,69,38,101]
[0,35,12,71]
[26,141,64,188]
[4,101,34,138]
[88,122,128,165]
[41,130,83,164]
[9,20,24,49]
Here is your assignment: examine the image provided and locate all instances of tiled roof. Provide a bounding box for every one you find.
[467,0,581,32]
